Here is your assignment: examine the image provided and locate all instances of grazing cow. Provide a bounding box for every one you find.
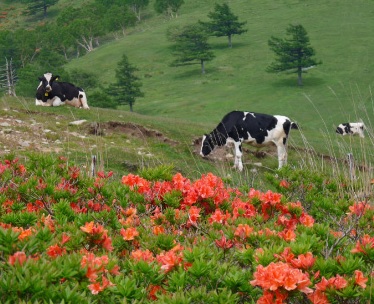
[336,122,365,138]
[200,111,298,171]
[35,73,89,109]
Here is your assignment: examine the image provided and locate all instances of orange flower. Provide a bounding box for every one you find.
[351,234,374,254]
[156,250,183,273]
[15,227,33,240]
[8,251,27,266]
[354,270,368,289]
[234,224,253,239]
[120,227,139,241]
[279,179,290,189]
[290,252,316,270]
[215,231,234,250]
[80,221,95,234]
[152,225,165,235]
[131,249,155,262]
[278,229,296,242]
[61,233,70,245]
[299,213,314,227]
[347,201,371,216]
[187,206,201,226]
[307,290,329,304]
[250,262,312,294]
[46,244,66,258]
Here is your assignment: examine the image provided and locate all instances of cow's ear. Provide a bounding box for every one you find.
[38,77,43,81]
[52,75,60,81]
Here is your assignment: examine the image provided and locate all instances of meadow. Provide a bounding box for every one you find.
[0,1,373,303]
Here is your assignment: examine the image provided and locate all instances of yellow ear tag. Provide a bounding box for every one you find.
[45,92,49,96]
[56,78,59,80]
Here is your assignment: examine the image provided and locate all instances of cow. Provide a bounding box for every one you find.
[35,73,90,109]
[200,111,298,171]
[336,122,365,138]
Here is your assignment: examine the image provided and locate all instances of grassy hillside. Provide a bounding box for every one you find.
[1,0,373,184]
[63,0,374,152]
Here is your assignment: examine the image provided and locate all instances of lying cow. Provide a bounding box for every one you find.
[336,122,365,138]
[35,73,90,109]
[200,111,298,171]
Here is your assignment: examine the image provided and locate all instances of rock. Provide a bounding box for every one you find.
[69,120,87,126]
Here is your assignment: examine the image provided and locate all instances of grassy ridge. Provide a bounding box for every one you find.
[64,0,374,132]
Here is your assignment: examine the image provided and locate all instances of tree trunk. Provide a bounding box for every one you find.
[201,59,205,74]
[228,35,232,48]
[297,68,303,86]
[129,102,133,112]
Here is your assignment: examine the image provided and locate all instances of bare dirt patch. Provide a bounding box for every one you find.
[87,121,178,146]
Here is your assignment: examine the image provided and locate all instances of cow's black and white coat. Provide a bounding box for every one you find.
[200,111,297,171]
[35,73,89,109]
[336,122,365,138]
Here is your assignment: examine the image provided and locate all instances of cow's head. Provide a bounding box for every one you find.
[336,123,350,135]
[200,134,215,157]
[38,73,60,93]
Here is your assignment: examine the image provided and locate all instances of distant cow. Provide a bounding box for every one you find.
[200,111,298,171]
[35,73,89,109]
[336,122,365,138]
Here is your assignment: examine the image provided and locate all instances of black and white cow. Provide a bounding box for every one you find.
[200,111,298,171]
[336,122,365,138]
[35,73,90,109]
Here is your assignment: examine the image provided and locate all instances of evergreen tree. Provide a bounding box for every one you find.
[168,24,215,74]
[200,3,247,48]
[24,0,59,18]
[267,24,321,86]
[106,54,144,112]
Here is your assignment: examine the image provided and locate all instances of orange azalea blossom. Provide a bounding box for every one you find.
[8,251,27,266]
[234,224,254,239]
[61,233,70,245]
[351,234,374,254]
[46,244,66,258]
[131,249,155,262]
[315,275,348,291]
[354,270,368,289]
[215,231,234,250]
[120,227,139,240]
[156,250,183,273]
[40,214,55,232]
[187,206,201,227]
[231,197,256,219]
[299,213,314,227]
[307,290,329,304]
[278,229,296,242]
[347,201,371,216]
[152,225,165,235]
[248,188,262,200]
[274,247,295,263]
[290,252,316,270]
[279,179,290,189]
[121,174,150,194]
[14,227,33,240]
[330,230,343,238]
[88,275,115,295]
[257,290,288,304]
[250,261,313,294]
[148,284,166,300]
[208,209,230,225]
[260,190,282,205]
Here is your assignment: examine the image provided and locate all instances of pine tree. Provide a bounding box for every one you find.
[200,3,247,48]
[24,0,59,18]
[106,54,144,112]
[267,24,321,86]
[168,24,215,74]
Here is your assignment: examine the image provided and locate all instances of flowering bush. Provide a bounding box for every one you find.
[0,155,373,303]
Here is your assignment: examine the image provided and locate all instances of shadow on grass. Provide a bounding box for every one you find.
[270,76,325,88]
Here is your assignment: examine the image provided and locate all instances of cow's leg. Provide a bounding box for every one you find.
[233,141,243,171]
[276,138,288,169]
[52,97,64,107]
[79,92,90,109]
